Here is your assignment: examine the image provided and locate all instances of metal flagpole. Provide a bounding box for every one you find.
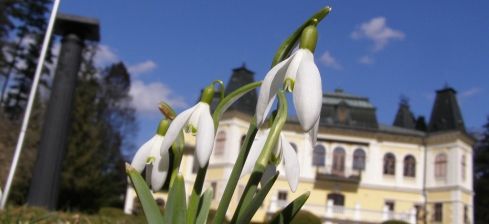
[0,0,61,210]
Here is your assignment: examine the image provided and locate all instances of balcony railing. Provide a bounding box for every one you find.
[267,197,416,224]
[315,165,362,183]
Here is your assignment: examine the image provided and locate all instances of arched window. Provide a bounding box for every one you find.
[353,149,366,170]
[403,155,416,177]
[461,155,466,181]
[312,145,325,166]
[383,153,396,175]
[327,193,345,206]
[214,131,226,155]
[332,147,346,176]
[435,154,447,177]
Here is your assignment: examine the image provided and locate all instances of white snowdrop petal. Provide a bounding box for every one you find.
[282,136,300,192]
[293,50,322,131]
[256,57,293,128]
[159,105,195,156]
[195,105,215,168]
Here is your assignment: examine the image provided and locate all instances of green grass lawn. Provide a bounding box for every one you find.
[0,206,149,224]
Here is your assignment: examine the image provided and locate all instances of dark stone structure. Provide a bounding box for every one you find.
[27,13,99,210]
[428,87,466,133]
[319,88,378,130]
[393,97,416,130]
[208,64,257,115]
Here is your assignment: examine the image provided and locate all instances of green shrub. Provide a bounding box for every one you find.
[290,210,322,224]
[271,209,322,224]
[382,220,409,224]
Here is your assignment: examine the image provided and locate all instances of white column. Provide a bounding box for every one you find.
[396,155,403,185]
[449,146,459,186]
[326,199,333,217]
[302,132,313,178]
[368,142,381,185]
[382,205,389,221]
[124,186,135,214]
[410,208,416,224]
[325,199,334,224]
[269,195,278,213]
[354,203,361,220]
[227,123,241,162]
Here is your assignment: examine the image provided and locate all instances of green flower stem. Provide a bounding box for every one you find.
[230,91,288,224]
[212,79,225,101]
[187,163,208,224]
[169,133,184,188]
[271,6,331,67]
[126,163,164,224]
[213,81,263,128]
[187,79,234,224]
[255,91,287,174]
[237,171,279,224]
[209,81,263,224]
[212,116,259,224]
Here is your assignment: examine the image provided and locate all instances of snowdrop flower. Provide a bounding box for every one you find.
[240,130,300,192]
[131,119,170,192]
[160,85,215,168]
[256,25,322,143]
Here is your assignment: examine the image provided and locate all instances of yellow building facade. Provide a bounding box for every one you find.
[124,66,474,224]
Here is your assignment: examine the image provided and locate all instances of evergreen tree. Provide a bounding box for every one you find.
[474,116,489,224]
[0,0,16,71]
[0,97,46,206]
[57,44,137,212]
[1,0,53,121]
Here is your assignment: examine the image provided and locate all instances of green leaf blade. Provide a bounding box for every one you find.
[269,191,311,224]
[237,171,279,224]
[126,163,164,224]
[165,172,188,224]
[195,187,214,224]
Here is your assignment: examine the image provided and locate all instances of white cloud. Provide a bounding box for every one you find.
[351,17,405,51]
[129,80,188,115]
[358,55,375,65]
[94,45,118,66]
[460,87,482,98]
[320,51,342,70]
[128,60,157,77]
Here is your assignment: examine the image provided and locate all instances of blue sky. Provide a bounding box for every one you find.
[57,1,489,159]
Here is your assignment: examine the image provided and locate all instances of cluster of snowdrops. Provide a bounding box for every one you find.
[126,6,331,224]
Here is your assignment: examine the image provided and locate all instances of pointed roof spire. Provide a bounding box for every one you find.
[223,65,257,115]
[427,86,466,133]
[393,95,416,130]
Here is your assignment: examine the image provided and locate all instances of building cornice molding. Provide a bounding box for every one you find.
[359,183,423,194]
[425,185,474,195]
[426,130,476,147]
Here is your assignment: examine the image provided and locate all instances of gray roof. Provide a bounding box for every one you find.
[322,90,375,109]
[378,124,425,137]
[428,87,466,133]
[286,115,425,137]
